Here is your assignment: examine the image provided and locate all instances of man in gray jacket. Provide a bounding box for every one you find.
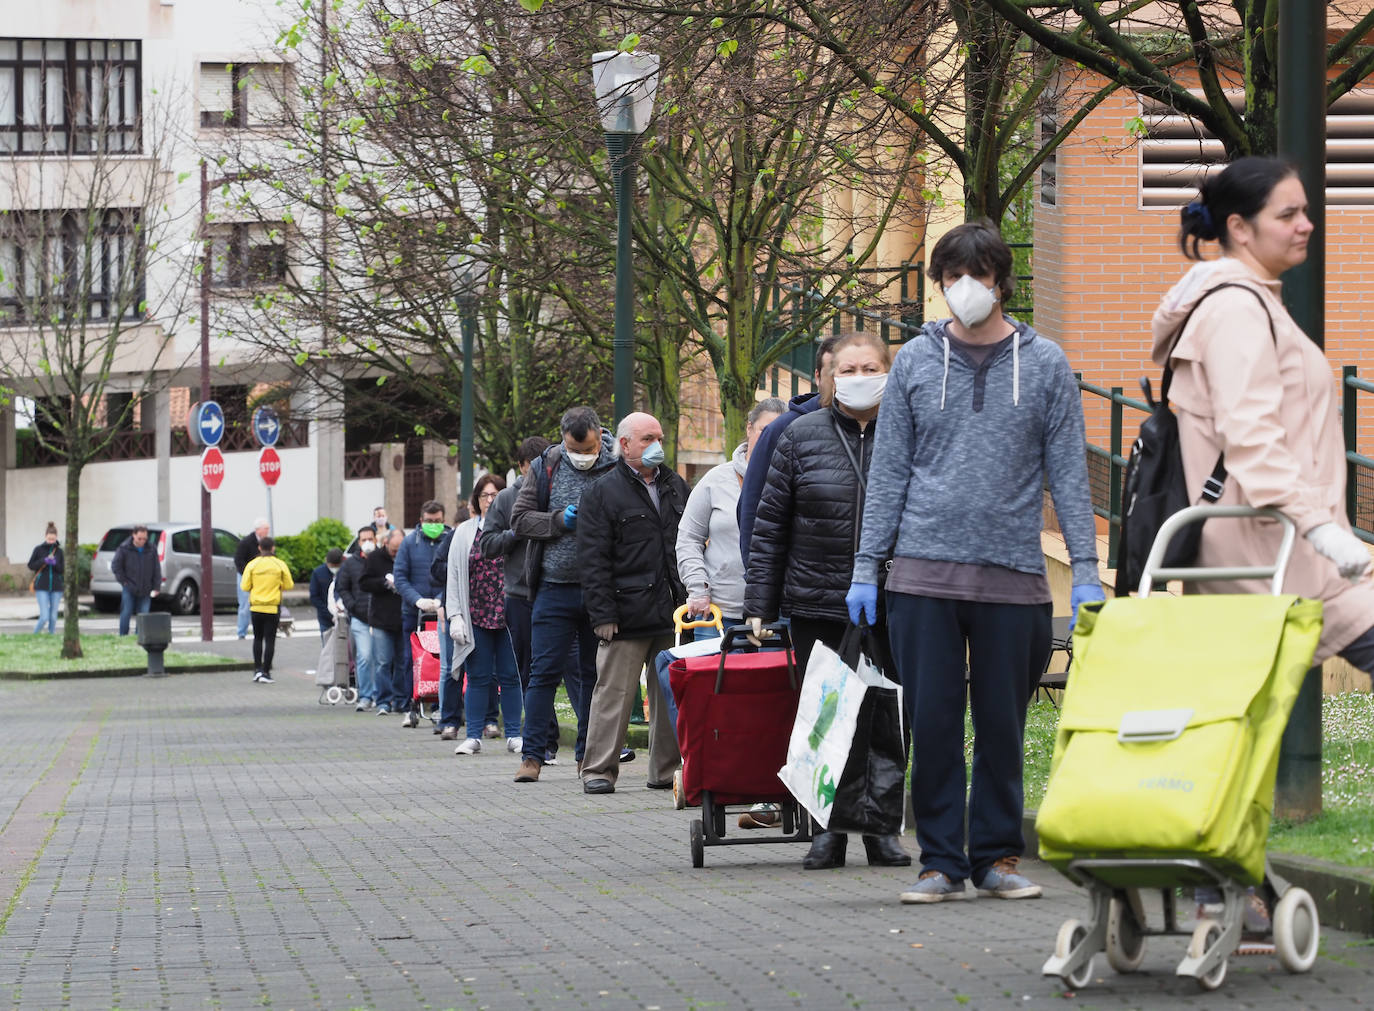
[848,221,1104,905]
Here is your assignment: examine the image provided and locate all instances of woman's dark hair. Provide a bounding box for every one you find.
[1179,156,1300,260]
[470,472,507,516]
[926,220,1015,302]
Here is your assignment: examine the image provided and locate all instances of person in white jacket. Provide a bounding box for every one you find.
[446,475,524,756]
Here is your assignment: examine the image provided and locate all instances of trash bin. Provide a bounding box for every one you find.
[136,611,172,677]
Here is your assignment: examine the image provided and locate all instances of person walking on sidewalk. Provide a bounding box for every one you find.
[744,332,910,870]
[509,406,617,783]
[111,525,161,636]
[360,529,406,714]
[446,474,523,755]
[336,527,379,710]
[849,221,1104,904]
[27,521,64,635]
[576,412,690,795]
[241,536,294,684]
[234,518,269,640]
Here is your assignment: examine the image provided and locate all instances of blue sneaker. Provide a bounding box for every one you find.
[974,857,1042,899]
[900,871,966,904]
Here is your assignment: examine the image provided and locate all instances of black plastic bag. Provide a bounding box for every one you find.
[827,623,906,836]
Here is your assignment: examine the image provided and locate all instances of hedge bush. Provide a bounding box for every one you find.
[273,519,354,580]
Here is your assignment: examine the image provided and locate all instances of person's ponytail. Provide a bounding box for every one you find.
[1177,156,1298,260]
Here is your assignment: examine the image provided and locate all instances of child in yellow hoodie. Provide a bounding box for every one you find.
[241,536,294,684]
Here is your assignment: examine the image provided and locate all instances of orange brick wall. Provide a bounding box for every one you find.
[1036,82,1374,459]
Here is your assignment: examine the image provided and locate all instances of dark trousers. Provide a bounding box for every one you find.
[250,610,280,674]
[507,594,559,754]
[521,583,597,764]
[886,592,1051,884]
[399,610,417,702]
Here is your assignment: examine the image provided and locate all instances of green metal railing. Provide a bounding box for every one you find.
[1342,366,1374,544]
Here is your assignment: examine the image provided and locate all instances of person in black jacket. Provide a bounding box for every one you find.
[744,332,909,871]
[576,412,689,795]
[336,526,378,709]
[28,521,64,634]
[111,525,162,636]
[359,528,405,714]
[309,548,344,645]
[234,518,269,640]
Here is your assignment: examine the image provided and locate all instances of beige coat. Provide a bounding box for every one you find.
[1150,256,1374,661]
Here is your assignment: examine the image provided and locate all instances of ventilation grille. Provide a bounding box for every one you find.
[1141,90,1374,206]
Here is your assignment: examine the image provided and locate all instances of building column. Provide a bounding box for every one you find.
[305,370,346,524]
[0,402,12,560]
[147,388,171,523]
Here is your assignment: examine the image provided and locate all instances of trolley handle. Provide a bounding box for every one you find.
[674,603,723,634]
[716,622,795,692]
[1137,505,1296,598]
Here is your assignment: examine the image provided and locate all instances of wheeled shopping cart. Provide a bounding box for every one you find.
[403,610,443,728]
[1037,505,1324,991]
[315,615,358,706]
[669,623,812,867]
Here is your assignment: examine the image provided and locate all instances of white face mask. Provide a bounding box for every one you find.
[833,373,888,411]
[943,274,999,328]
[566,449,599,471]
[360,540,377,555]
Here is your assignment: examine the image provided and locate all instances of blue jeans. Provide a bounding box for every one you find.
[370,626,405,710]
[34,589,60,634]
[654,616,742,737]
[438,629,466,729]
[521,583,597,764]
[119,587,152,636]
[236,584,252,637]
[398,610,417,703]
[506,595,558,757]
[349,619,377,703]
[466,625,522,740]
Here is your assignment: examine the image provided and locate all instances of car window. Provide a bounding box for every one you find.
[172,530,198,554]
[99,528,132,551]
[213,530,239,556]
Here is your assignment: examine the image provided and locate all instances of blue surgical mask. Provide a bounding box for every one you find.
[641,441,665,468]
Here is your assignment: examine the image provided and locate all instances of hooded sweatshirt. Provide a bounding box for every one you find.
[1150,256,1374,660]
[854,317,1099,587]
[676,442,749,619]
[511,429,618,591]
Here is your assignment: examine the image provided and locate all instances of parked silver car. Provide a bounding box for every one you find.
[90,522,242,615]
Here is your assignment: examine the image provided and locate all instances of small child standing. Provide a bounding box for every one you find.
[240,536,294,684]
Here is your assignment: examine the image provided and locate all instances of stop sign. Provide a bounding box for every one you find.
[201,447,226,492]
[258,446,282,487]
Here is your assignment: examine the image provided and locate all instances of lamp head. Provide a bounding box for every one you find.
[591,51,660,135]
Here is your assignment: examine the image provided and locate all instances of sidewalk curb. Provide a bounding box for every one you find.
[1022,811,1374,936]
[1,660,255,681]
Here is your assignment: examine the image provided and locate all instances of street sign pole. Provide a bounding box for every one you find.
[1275,0,1325,822]
[199,163,213,641]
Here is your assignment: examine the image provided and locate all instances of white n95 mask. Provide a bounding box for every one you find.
[833,373,888,411]
[944,274,998,328]
[566,450,599,470]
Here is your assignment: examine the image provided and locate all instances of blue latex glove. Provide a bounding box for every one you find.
[1068,583,1106,632]
[562,503,578,530]
[845,581,878,627]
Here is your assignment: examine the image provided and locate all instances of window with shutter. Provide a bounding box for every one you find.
[243,63,286,126]
[1140,90,1374,207]
[198,63,236,127]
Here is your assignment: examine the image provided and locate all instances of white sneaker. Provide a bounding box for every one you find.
[253,671,274,684]
[506,736,522,753]
[454,738,481,755]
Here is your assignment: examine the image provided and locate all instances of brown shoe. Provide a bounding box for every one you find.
[440,726,458,741]
[514,758,541,782]
[738,805,781,830]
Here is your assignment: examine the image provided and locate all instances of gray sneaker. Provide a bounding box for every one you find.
[974,857,1042,899]
[900,870,967,904]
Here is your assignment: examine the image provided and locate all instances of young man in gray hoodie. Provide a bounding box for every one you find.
[847,221,1104,904]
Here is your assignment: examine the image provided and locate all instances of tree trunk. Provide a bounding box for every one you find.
[61,459,84,659]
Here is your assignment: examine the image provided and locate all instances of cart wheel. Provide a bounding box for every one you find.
[1053,919,1094,990]
[672,770,685,810]
[1272,887,1319,973]
[689,820,704,868]
[345,688,358,704]
[324,686,344,705]
[1106,896,1146,973]
[401,710,419,728]
[1187,920,1227,991]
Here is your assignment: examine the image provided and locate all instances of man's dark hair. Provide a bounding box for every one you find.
[420,499,443,517]
[926,220,1015,302]
[517,435,552,466]
[560,406,601,441]
[357,526,375,539]
[132,524,149,535]
[814,334,841,378]
[258,536,276,553]
[326,547,344,565]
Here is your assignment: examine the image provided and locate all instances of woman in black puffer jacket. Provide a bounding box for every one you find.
[744,331,906,871]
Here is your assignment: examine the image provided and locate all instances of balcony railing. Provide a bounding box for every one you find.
[15,417,310,468]
[345,450,381,479]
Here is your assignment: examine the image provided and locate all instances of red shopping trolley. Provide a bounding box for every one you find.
[406,611,442,727]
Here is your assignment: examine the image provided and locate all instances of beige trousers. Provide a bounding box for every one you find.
[581,634,679,786]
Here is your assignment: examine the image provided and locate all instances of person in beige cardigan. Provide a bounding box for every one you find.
[1152,154,1374,675]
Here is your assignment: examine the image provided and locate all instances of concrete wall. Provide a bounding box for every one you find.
[344,478,386,535]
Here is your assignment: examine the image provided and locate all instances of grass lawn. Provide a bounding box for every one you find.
[0,633,232,675]
[1011,693,1374,869]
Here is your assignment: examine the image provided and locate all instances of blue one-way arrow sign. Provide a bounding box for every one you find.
[252,405,281,448]
[196,401,225,447]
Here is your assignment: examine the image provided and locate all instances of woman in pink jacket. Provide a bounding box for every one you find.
[1152,155,1374,674]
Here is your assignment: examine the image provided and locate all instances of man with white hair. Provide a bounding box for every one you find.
[575,412,689,795]
[234,517,271,640]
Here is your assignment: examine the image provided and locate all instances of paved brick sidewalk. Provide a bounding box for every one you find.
[2,660,1373,1010]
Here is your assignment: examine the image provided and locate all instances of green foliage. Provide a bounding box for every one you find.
[76,544,97,591]
[274,519,353,580]
[305,518,353,554]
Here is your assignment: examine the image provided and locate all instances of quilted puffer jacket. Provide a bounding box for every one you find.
[743,404,879,622]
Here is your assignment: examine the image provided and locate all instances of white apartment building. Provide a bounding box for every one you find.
[0,0,461,564]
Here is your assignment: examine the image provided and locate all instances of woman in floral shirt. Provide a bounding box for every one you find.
[445,474,524,755]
